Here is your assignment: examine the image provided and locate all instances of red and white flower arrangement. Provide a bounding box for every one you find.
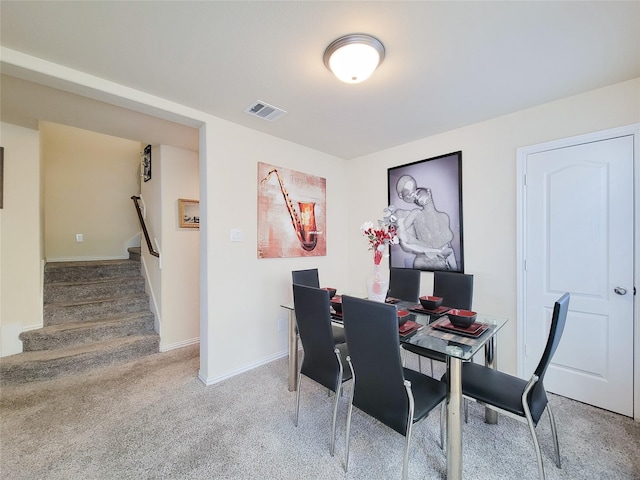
[360,206,399,265]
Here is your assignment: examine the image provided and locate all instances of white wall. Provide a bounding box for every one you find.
[2,49,638,395]
[138,144,200,351]
[0,123,42,356]
[140,146,163,337]
[199,116,349,384]
[345,78,640,375]
[159,145,199,350]
[41,122,142,261]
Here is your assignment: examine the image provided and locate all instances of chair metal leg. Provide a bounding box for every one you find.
[330,382,341,456]
[417,356,422,373]
[522,376,546,480]
[330,348,344,457]
[464,398,468,423]
[294,351,305,427]
[439,402,446,450]
[525,410,545,480]
[430,358,434,376]
[546,403,561,468]
[402,380,416,480]
[344,356,356,473]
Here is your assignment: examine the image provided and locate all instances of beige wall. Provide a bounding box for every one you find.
[199,117,349,383]
[0,123,42,356]
[1,50,638,390]
[160,145,199,348]
[42,122,142,261]
[345,78,640,375]
[141,144,200,350]
[140,145,163,337]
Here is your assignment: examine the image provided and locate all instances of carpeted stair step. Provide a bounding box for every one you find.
[44,259,141,284]
[44,276,145,304]
[44,294,150,326]
[0,334,160,385]
[127,246,141,261]
[20,312,155,352]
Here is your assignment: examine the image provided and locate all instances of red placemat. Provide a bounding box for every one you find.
[399,320,421,336]
[409,305,451,315]
[432,319,488,338]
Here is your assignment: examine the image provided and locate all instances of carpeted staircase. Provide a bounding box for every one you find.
[0,248,159,385]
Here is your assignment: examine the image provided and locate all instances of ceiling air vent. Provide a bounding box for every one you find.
[244,100,287,122]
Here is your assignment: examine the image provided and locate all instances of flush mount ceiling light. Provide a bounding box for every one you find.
[323,34,385,84]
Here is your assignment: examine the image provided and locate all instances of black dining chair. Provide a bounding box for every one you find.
[403,271,474,375]
[291,268,320,288]
[388,267,421,302]
[292,268,346,344]
[341,295,447,480]
[433,271,474,311]
[292,284,352,456]
[457,292,570,480]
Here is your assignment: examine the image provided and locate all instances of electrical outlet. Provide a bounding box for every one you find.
[76,233,84,242]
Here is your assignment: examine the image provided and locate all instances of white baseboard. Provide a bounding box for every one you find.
[197,349,288,386]
[159,337,199,352]
[46,255,129,262]
[23,322,44,332]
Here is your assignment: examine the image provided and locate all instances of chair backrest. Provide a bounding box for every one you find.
[388,268,421,302]
[291,268,320,288]
[433,271,474,310]
[292,284,341,391]
[341,295,411,436]
[534,292,570,381]
[529,292,570,421]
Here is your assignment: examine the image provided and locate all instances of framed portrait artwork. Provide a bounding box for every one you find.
[387,151,464,272]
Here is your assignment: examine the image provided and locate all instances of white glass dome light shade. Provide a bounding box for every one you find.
[323,34,385,84]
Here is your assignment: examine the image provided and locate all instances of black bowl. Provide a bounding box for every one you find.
[419,295,443,310]
[397,310,410,327]
[447,309,477,328]
[322,287,337,299]
[330,297,342,313]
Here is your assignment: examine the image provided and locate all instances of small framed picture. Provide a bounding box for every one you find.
[178,198,199,228]
[142,145,152,182]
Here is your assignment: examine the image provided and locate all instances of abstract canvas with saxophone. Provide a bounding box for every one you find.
[258,162,326,258]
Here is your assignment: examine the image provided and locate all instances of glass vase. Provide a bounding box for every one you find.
[366,264,388,302]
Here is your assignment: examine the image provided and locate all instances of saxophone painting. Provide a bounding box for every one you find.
[258,162,326,258]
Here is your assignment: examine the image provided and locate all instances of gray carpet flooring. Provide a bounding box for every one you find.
[1,345,638,480]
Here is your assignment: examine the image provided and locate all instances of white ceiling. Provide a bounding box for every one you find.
[1,1,639,159]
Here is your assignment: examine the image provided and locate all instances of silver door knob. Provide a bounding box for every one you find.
[614,287,627,295]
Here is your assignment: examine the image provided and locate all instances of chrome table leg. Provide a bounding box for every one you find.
[288,310,299,392]
[446,356,463,480]
[484,336,498,424]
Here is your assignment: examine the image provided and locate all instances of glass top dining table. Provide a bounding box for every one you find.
[280,296,508,480]
[391,300,508,360]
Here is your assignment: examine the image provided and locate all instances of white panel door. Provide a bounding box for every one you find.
[523,134,634,416]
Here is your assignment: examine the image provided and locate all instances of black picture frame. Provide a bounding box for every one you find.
[142,144,152,182]
[387,151,464,272]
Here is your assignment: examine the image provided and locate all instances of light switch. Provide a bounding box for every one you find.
[76,233,84,242]
[230,229,243,242]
